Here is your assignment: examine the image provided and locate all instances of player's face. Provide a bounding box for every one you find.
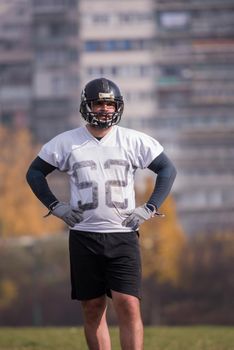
[91,100,116,122]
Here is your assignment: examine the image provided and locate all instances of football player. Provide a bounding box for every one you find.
[26,77,176,350]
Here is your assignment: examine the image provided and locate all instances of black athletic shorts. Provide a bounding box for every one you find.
[69,230,142,300]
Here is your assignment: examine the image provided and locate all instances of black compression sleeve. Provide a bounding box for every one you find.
[147,152,177,209]
[26,156,58,208]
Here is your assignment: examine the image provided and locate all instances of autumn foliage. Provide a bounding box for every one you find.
[0,126,63,237]
[136,176,185,285]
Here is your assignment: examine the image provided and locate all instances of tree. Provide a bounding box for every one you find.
[136,176,185,285]
[159,231,234,325]
[0,279,18,310]
[0,126,63,237]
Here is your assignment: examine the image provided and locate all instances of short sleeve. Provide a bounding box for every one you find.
[130,131,164,169]
[38,135,69,171]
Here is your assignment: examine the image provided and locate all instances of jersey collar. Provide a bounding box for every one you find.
[84,125,116,144]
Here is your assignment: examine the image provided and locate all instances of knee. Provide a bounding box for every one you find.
[121,298,138,316]
[112,292,141,320]
[82,296,107,324]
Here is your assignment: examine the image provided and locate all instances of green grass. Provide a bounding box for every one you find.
[0,326,233,350]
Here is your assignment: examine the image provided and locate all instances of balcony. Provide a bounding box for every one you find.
[0,50,32,64]
[155,0,234,11]
[32,0,77,15]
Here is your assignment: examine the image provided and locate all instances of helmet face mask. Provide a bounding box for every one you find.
[80,78,124,129]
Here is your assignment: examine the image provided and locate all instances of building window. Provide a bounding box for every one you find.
[83,12,154,26]
[158,11,191,30]
[84,39,154,52]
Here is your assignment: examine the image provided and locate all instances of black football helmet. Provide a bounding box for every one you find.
[80,78,124,128]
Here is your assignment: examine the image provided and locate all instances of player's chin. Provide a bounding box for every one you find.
[97,118,112,128]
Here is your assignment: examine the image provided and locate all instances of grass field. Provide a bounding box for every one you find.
[0,326,233,350]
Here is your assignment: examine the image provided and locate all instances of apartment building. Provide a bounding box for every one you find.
[79,0,234,234]
[0,0,80,143]
[0,0,32,128]
[154,0,234,233]
[79,0,157,127]
[31,0,80,142]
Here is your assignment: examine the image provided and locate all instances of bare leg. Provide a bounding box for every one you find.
[111,290,143,350]
[81,295,111,350]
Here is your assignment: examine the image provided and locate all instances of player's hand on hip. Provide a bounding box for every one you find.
[121,203,163,231]
[51,202,83,227]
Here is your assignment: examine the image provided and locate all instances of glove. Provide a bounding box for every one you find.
[51,202,83,227]
[121,203,163,231]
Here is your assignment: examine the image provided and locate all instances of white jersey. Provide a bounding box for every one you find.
[38,125,163,232]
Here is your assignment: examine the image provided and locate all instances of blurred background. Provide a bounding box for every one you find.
[0,0,234,326]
